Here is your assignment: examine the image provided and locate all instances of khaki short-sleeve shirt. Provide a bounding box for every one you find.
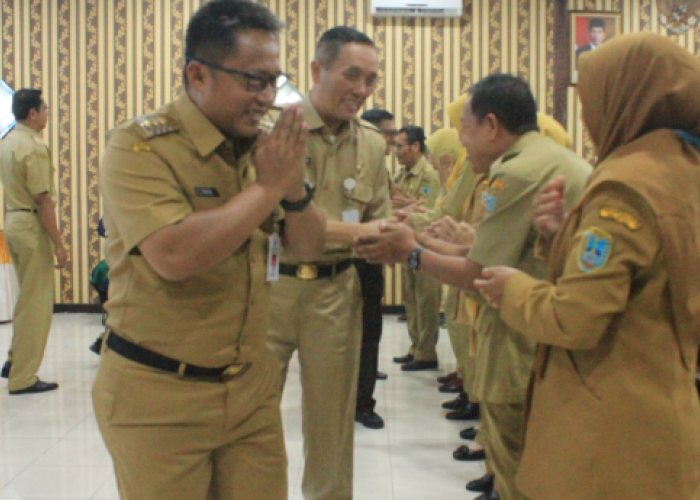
[281,96,390,263]
[0,123,56,209]
[100,94,273,367]
[467,132,592,403]
[394,156,441,210]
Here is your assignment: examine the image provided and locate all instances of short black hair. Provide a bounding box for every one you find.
[12,89,43,121]
[588,18,605,30]
[184,0,283,83]
[315,26,375,68]
[469,74,538,135]
[399,125,427,153]
[361,109,394,126]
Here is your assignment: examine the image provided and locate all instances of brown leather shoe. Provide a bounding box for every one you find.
[441,392,468,410]
[438,378,463,393]
[437,371,458,384]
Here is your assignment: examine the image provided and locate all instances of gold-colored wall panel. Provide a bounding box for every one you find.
[2,0,688,305]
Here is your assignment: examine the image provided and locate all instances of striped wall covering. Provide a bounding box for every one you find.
[0,0,696,305]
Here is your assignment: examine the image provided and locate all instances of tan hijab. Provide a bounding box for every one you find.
[578,32,700,162]
[576,32,700,368]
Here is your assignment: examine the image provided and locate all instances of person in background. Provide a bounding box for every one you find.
[392,125,442,372]
[351,108,396,431]
[0,88,67,394]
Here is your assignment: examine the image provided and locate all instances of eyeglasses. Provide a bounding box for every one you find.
[187,57,288,93]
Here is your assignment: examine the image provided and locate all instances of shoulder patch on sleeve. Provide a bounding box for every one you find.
[482,191,496,213]
[598,207,641,231]
[578,227,613,273]
[422,186,430,195]
[490,179,506,190]
[134,114,179,139]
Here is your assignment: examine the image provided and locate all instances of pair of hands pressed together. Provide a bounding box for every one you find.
[254,104,309,203]
[354,175,567,308]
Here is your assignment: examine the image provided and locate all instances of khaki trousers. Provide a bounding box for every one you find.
[401,266,440,361]
[444,286,475,394]
[92,347,287,500]
[481,402,530,500]
[268,268,362,500]
[4,212,55,392]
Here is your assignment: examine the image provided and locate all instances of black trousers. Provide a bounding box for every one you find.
[353,259,384,413]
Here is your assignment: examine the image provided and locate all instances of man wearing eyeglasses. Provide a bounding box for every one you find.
[92,1,326,499]
[267,26,391,500]
[0,89,67,395]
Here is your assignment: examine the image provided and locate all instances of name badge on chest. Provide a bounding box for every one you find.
[267,211,281,282]
[342,178,360,223]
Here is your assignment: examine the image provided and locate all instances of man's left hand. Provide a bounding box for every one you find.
[354,221,418,265]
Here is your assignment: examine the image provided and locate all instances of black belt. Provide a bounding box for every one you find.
[279,259,352,280]
[106,331,249,381]
[7,209,37,213]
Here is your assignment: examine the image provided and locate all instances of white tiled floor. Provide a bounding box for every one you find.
[0,313,484,499]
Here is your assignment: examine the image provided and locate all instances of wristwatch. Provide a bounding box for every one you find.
[407,246,424,271]
[280,181,315,213]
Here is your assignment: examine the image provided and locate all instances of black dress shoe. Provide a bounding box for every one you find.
[1,361,11,379]
[376,371,388,380]
[401,360,438,371]
[438,378,463,393]
[446,403,480,420]
[437,371,458,384]
[393,354,414,364]
[460,426,478,440]
[397,313,407,322]
[89,337,103,355]
[9,379,59,395]
[453,444,486,461]
[467,473,494,493]
[355,410,385,429]
[475,491,500,500]
[441,392,468,410]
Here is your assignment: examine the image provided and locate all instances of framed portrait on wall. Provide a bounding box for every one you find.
[570,10,622,85]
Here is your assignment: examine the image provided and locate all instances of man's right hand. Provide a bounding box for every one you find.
[254,104,309,201]
[55,246,68,269]
[533,175,566,241]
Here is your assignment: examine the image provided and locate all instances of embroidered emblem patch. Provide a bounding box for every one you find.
[482,191,496,213]
[599,207,640,231]
[578,227,613,273]
[422,186,430,195]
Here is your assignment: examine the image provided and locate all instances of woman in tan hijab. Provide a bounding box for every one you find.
[475,33,700,499]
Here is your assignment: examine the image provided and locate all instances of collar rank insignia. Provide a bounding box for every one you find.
[134,114,179,139]
[578,227,613,273]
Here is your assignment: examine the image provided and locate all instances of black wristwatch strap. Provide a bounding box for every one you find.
[280,181,315,213]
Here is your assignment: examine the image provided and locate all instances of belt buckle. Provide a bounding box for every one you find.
[296,264,318,280]
[220,364,248,382]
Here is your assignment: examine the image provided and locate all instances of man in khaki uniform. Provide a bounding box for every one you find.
[267,27,390,500]
[92,2,326,499]
[392,126,442,371]
[0,88,66,394]
[355,75,591,500]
